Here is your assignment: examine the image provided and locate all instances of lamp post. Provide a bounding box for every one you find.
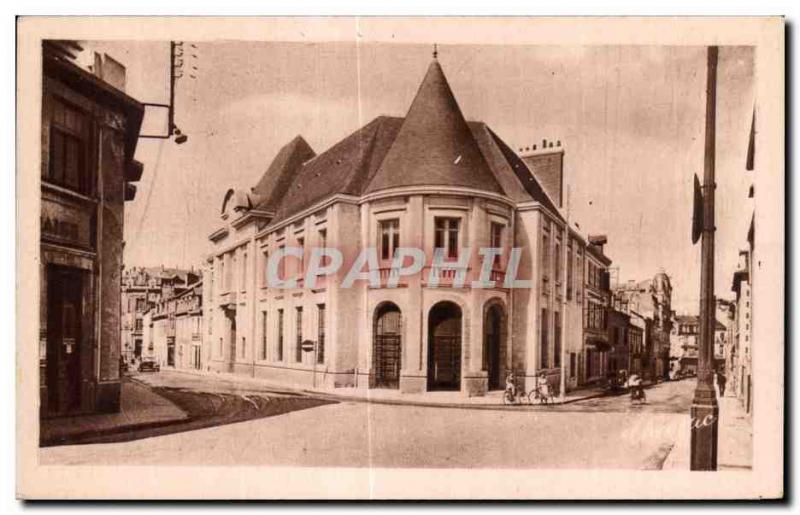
[690,45,719,471]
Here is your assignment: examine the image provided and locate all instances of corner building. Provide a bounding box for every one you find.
[39,42,144,416]
[205,58,611,396]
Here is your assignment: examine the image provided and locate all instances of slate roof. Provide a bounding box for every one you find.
[249,59,563,225]
[365,60,503,195]
[252,135,316,212]
[272,116,403,220]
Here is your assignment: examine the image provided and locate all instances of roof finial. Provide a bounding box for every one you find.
[433,43,438,60]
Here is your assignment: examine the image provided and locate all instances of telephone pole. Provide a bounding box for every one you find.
[690,45,719,471]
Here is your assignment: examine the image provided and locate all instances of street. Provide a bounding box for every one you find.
[40,380,694,469]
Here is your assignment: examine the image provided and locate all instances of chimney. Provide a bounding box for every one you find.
[588,234,608,253]
[520,138,565,208]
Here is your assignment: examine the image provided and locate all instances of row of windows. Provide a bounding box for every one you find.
[217,216,607,296]
[217,217,509,293]
[222,304,326,365]
[381,217,501,262]
[542,231,586,303]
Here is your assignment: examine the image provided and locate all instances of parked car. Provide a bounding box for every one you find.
[138,359,160,373]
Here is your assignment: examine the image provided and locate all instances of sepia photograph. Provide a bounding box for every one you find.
[15,16,784,499]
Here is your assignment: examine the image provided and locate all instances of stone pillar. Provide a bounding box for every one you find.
[400,195,426,393]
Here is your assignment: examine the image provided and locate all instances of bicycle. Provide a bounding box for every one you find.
[528,381,556,405]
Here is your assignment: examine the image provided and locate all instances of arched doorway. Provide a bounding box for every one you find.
[428,301,462,391]
[483,303,505,390]
[373,303,402,389]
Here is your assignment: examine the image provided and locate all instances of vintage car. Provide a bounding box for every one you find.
[138,359,161,373]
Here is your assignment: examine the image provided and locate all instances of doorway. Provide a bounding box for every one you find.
[483,303,505,390]
[373,303,402,389]
[427,301,462,391]
[46,265,84,416]
[225,309,237,372]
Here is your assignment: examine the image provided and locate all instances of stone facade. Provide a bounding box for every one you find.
[143,279,204,370]
[612,271,674,382]
[120,266,199,363]
[204,58,612,397]
[39,42,144,417]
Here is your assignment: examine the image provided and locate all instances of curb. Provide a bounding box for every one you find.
[40,379,189,447]
[136,369,611,412]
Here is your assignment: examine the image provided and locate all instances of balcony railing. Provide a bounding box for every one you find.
[423,266,470,288]
[377,267,406,288]
[489,269,506,286]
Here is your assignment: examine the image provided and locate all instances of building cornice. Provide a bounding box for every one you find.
[230,209,274,230]
[254,193,360,240]
[359,185,516,210]
[208,227,229,243]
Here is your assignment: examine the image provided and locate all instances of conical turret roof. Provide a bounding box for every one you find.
[365,60,503,194]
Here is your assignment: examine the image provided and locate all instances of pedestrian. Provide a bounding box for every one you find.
[504,371,517,400]
[537,372,551,404]
[717,371,727,396]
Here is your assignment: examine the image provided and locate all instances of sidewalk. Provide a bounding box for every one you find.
[136,367,610,410]
[661,390,752,470]
[40,379,188,446]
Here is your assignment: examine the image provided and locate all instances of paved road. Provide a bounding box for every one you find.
[40,380,694,469]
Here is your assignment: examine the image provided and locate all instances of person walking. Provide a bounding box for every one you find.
[716,370,727,396]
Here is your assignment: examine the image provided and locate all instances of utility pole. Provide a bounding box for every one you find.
[559,187,570,402]
[140,41,188,143]
[690,45,719,471]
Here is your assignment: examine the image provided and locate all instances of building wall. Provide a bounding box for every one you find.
[39,68,140,417]
[206,183,611,397]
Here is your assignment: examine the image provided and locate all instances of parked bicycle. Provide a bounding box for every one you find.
[502,372,556,405]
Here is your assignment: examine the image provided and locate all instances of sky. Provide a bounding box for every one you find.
[86,39,755,315]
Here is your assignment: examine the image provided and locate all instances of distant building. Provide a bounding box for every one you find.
[39,41,144,418]
[580,236,613,386]
[204,56,612,396]
[729,108,756,415]
[671,315,726,375]
[607,308,631,378]
[612,271,673,382]
[144,279,204,370]
[120,266,199,362]
[732,249,753,413]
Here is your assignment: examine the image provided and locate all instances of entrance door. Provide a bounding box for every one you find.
[46,266,84,416]
[373,303,402,389]
[483,304,504,390]
[428,302,462,391]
